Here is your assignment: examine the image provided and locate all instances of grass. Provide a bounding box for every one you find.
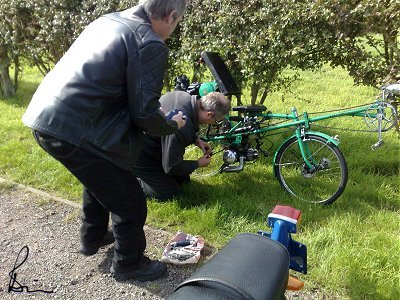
[1,65,399,299]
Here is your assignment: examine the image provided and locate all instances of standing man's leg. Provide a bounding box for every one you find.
[33,131,165,280]
[80,188,113,255]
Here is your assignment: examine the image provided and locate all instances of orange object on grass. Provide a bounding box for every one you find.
[287,275,305,291]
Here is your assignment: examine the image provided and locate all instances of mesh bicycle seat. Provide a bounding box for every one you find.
[232,105,267,113]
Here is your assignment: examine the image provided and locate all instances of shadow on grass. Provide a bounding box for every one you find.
[177,136,399,220]
[179,169,284,217]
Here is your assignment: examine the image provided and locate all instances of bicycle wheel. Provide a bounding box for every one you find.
[184,141,226,177]
[274,134,348,204]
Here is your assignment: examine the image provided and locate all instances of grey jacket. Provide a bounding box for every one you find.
[137,91,200,176]
[22,5,177,170]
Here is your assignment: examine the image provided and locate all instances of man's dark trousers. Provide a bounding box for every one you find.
[132,151,189,201]
[33,130,147,268]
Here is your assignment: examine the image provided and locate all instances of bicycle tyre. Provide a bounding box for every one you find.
[274,134,348,205]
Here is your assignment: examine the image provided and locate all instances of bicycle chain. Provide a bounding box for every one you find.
[307,102,377,115]
[309,101,397,133]
[311,124,379,133]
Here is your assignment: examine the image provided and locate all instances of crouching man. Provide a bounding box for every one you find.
[132,91,231,200]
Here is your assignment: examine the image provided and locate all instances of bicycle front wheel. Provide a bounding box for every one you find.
[274,134,348,205]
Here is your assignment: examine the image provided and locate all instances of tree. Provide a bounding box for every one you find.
[311,0,399,86]
[22,0,125,74]
[0,49,16,97]
[2,0,398,100]
[0,0,29,97]
[175,0,399,105]
[0,0,131,97]
[175,0,326,104]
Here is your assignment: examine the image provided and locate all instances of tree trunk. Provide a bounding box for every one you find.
[0,52,15,97]
[259,87,270,106]
[250,81,259,105]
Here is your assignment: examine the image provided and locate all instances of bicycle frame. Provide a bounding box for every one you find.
[201,100,394,171]
[181,52,399,204]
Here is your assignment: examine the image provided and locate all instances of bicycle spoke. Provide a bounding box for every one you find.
[274,134,348,204]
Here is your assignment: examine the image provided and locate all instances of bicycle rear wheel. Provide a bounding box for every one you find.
[274,134,348,204]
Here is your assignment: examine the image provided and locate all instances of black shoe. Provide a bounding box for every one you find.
[110,256,167,281]
[79,229,114,256]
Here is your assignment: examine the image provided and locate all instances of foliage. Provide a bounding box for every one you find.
[0,0,137,96]
[178,0,318,103]
[176,0,399,104]
[1,0,399,101]
[0,0,26,97]
[311,0,400,87]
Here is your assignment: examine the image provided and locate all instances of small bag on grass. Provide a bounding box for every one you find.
[161,231,205,265]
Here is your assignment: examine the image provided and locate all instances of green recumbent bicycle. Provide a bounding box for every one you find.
[178,52,399,205]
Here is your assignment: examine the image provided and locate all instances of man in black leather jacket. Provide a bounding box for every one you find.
[22,0,187,281]
[133,91,231,200]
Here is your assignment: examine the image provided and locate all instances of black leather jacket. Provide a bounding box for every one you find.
[22,5,177,170]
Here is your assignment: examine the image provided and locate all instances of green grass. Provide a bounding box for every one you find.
[1,65,399,299]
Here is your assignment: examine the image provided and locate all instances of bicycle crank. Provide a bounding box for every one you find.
[364,102,398,132]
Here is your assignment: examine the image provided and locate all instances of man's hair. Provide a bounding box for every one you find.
[200,92,231,120]
[140,0,187,20]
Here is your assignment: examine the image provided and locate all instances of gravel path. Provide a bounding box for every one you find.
[0,180,197,300]
[0,178,323,300]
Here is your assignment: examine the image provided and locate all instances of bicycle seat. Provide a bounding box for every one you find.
[232,105,267,113]
[168,233,289,300]
[384,84,400,96]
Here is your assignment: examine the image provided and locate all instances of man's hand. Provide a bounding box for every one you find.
[197,153,211,167]
[195,138,212,155]
[171,111,186,129]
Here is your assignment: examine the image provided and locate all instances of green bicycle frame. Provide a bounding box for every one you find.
[201,101,386,170]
